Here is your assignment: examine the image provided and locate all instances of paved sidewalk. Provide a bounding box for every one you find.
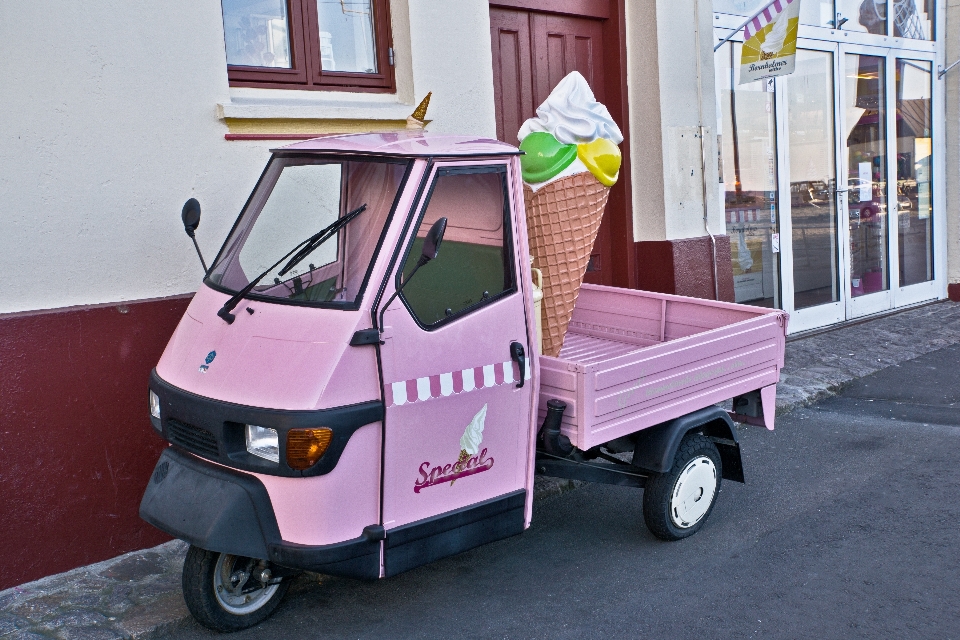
[776,300,960,411]
[4,300,959,639]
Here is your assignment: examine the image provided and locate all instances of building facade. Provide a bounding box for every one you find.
[0,0,955,588]
[713,0,952,332]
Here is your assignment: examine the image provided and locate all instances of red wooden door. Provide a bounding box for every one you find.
[490,6,613,285]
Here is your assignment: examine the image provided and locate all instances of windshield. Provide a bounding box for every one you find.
[208,156,410,308]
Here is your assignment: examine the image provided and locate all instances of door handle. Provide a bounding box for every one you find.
[510,342,526,388]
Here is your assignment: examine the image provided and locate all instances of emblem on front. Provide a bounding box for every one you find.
[198,350,216,373]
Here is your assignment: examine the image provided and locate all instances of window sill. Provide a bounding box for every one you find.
[218,88,417,140]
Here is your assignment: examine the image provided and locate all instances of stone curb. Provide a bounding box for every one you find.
[5,300,959,639]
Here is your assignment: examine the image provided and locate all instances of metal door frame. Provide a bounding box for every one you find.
[776,40,850,333]
[713,11,944,333]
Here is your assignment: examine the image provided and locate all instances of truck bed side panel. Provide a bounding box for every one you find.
[537,286,787,450]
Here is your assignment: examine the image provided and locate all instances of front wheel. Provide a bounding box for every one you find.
[182,545,290,632]
[642,433,722,541]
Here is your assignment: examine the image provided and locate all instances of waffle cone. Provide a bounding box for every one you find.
[523,172,610,357]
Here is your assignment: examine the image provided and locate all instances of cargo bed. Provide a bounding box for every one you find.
[538,284,788,450]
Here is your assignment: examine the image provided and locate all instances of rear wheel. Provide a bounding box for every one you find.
[182,545,290,632]
[642,433,721,541]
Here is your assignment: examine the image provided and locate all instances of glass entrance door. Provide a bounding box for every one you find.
[713,8,941,334]
[782,47,846,331]
[842,49,893,317]
[716,42,782,309]
[780,43,938,330]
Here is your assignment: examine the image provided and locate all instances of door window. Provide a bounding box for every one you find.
[399,167,516,327]
[716,42,782,308]
[896,59,933,286]
[787,49,841,309]
[844,54,889,297]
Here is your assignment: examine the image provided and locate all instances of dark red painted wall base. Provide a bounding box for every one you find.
[948,283,960,302]
[634,235,735,302]
[0,295,192,589]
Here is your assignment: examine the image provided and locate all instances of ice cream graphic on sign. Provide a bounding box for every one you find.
[414,404,494,493]
[738,0,801,84]
[518,71,623,357]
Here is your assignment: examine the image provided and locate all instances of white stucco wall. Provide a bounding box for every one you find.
[0,0,497,315]
[625,0,724,243]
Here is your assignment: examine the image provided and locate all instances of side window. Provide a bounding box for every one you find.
[399,167,515,327]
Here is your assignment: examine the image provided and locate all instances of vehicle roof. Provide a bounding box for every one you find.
[273,131,520,157]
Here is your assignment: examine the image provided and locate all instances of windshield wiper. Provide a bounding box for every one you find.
[277,204,366,278]
[216,203,367,324]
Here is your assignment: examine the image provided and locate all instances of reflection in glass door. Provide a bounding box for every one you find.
[844,54,888,299]
[896,59,933,286]
[786,49,840,310]
[716,42,781,308]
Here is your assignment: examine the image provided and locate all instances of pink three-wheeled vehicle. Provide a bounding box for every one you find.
[141,132,787,631]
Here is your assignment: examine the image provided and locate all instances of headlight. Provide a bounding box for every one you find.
[245,425,279,463]
[149,390,161,419]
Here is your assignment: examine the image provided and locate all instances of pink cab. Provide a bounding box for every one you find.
[140,132,787,632]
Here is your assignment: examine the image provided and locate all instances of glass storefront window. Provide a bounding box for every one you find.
[835,0,933,38]
[716,42,782,308]
[714,0,933,40]
[894,0,934,39]
[803,0,838,27]
[787,49,840,309]
[844,54,888,298]
[837,0,887,35]
[712,0,758,16]
[896,59,933,286]
[713,0,836,27]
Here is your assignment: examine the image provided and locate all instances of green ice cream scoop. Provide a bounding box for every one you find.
[519,132,578,184]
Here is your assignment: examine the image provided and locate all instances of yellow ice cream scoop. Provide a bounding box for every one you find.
[577,138,621,187]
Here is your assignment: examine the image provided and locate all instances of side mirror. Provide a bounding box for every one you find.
[181,198,208,273]
[375,217,448,336]
[182,198,201,238]
[421,217,447,263]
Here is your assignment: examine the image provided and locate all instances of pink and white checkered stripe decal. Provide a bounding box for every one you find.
[743,0,795,41]
[386,360,532,407]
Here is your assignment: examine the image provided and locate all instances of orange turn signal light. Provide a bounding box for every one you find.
[286,428,333,470]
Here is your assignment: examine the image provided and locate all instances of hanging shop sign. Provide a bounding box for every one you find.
[739,0,802,83]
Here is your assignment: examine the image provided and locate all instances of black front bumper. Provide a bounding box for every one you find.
[140,447,381,579]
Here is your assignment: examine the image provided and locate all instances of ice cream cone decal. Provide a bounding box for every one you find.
[452,404,486,485]
[414,404,494,493]
[406,92,432,129]
[518,71,623,357]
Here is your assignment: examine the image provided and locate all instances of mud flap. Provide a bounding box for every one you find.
[730,384,777,430]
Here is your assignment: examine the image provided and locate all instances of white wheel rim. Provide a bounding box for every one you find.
[213,554,280,615]
[669,456,718,529]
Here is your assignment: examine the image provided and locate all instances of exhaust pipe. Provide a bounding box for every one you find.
[538,399,574,457]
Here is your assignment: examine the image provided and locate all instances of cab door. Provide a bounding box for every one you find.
[377,161,533,576]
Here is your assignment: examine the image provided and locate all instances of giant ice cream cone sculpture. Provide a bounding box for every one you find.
[519,72,623,357]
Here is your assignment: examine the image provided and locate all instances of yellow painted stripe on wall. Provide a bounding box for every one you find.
[224,118,414,135]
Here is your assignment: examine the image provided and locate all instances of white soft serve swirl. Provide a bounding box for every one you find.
[460,404,487,455]
[518,71,623,145]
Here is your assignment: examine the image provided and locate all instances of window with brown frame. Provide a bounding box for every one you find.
[221,0,394,91]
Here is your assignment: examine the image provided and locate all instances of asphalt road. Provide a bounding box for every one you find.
[169,345,960,640]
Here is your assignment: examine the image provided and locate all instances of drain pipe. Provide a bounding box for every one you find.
[692,0,720,301]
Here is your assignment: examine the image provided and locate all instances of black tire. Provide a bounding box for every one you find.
[182,545,290,632]
[642,433,722,541]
